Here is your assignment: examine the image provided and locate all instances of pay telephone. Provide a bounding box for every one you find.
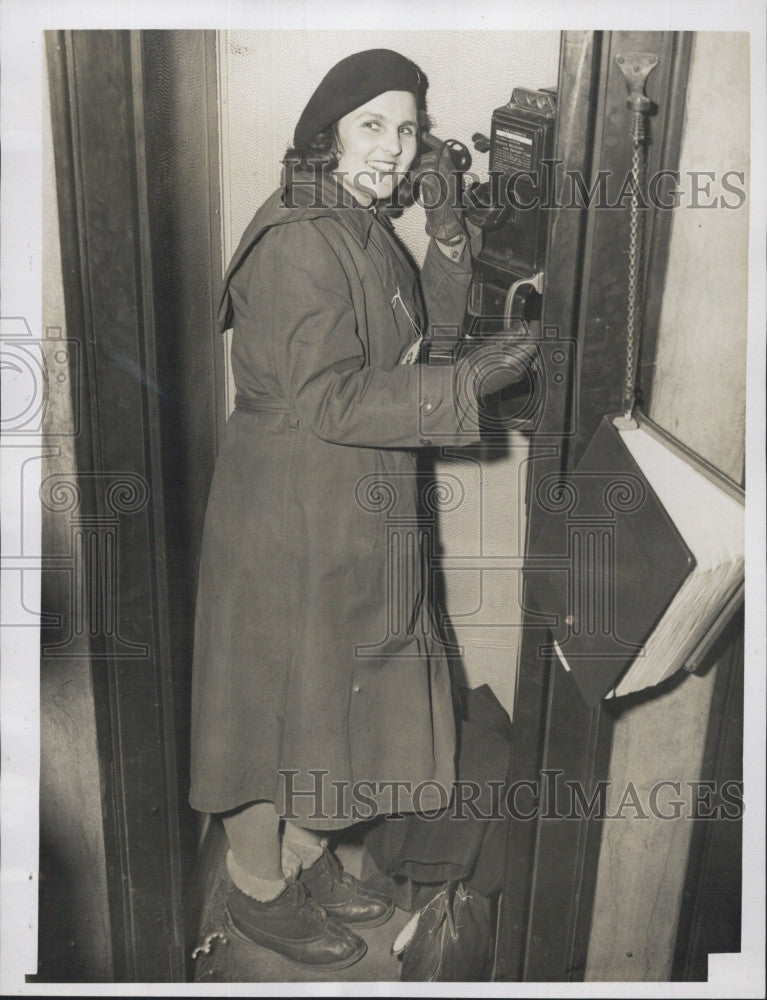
[419,85,558,348]
[421,86,563,430]
[466,86,557,331]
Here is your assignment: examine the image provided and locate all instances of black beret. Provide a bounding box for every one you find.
[294,48,427,149]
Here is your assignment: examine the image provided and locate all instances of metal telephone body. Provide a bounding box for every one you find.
[421,89,569,435]
[467,86,558,332]
[422,86,558,369]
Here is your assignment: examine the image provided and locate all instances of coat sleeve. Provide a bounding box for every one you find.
[252,221,481,449]
[419,221,483,334]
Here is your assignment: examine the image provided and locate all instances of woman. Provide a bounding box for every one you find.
[190,48,531,970]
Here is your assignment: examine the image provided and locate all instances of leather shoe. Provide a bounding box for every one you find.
[224,878,367,970]
[299,848,395,927]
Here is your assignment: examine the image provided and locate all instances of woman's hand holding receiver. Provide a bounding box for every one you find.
[413,138,467,246]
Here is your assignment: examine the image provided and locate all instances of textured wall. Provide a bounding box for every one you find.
[221,30,560,258]
[586,32,749,981]
[218,30,560,713]
[649,35,748,484]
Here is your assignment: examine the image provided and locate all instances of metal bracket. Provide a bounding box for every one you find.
[615,51,659,113]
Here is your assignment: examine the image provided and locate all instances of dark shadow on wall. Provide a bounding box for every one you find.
[31,834,112,983]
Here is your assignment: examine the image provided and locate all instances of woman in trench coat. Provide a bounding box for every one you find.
[190,48,532,969]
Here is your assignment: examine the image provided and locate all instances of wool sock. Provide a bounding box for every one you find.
[282,822,327,874]
[226,849,286,902]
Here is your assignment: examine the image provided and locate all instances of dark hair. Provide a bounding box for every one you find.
[283,125,341,173]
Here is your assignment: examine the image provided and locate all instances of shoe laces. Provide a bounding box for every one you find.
[284,877,328,922]
[319,848,354,895]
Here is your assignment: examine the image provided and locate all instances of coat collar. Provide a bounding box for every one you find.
[218,170,377,332]
[281,168,376,248]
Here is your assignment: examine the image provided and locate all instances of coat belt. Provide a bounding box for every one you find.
[234,393,291,414]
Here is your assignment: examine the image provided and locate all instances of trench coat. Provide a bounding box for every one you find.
[189,173,481,827]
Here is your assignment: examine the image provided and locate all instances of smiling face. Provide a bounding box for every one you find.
[333,90,419,206]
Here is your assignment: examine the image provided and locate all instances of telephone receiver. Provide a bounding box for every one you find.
[414,132,507,230]
[402,131,473,206]
[418,131,473,172]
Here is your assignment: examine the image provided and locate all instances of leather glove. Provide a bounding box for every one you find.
[455,323,541,427]
[462,338,538,398]
[412,140,466,244]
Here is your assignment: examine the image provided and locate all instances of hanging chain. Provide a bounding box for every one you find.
[622,112,650,418]
[615,51,658,423]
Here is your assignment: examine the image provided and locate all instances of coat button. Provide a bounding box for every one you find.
[419,437,432,446]
[421,401,433,413]
[352,685,361,693]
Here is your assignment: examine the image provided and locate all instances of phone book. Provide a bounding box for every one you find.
[523,414,745,706]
